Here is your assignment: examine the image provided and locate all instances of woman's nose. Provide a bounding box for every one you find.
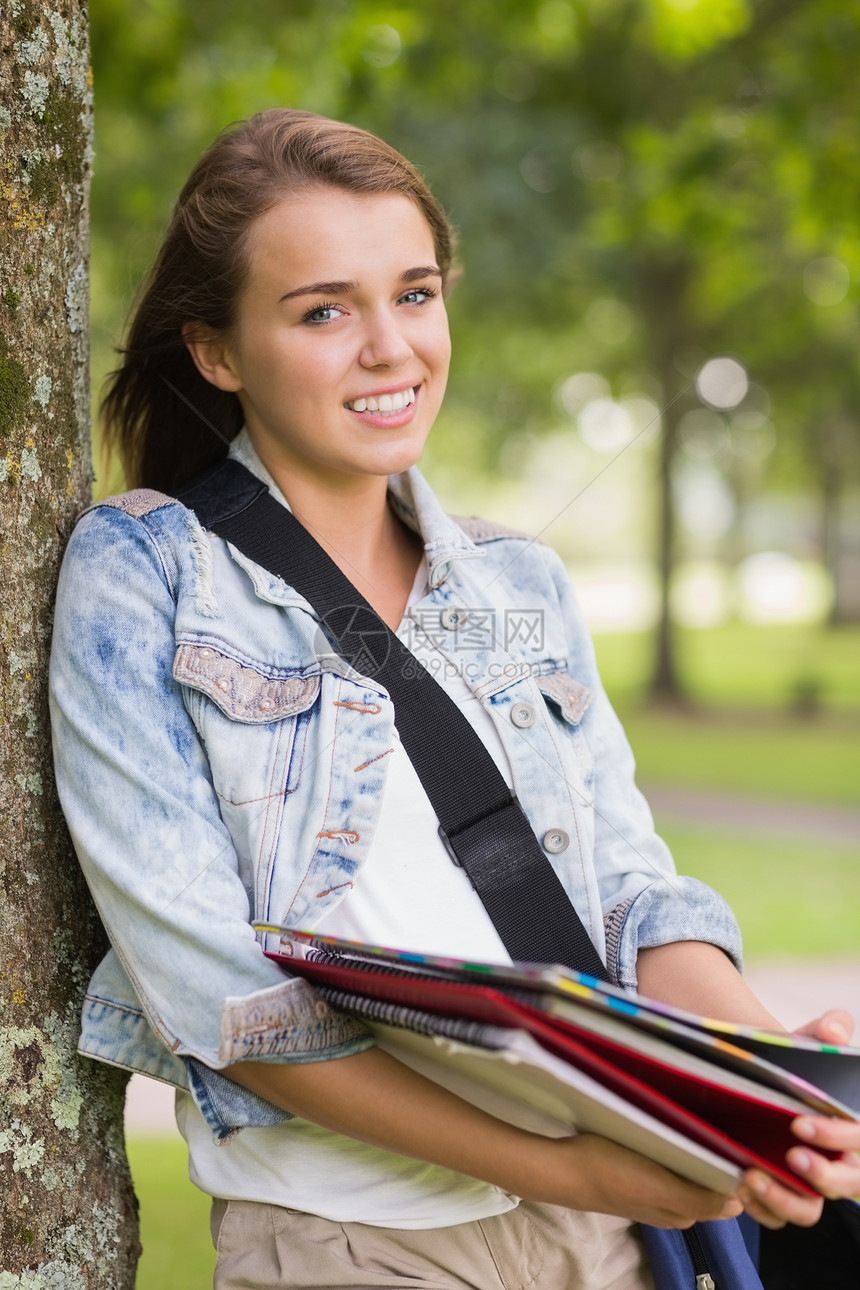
[359,310,414,369]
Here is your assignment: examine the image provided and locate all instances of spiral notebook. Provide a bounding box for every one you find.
[255,924,860,1196]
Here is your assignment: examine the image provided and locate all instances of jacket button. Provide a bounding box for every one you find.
[217,678,230,692]
[543,828,570,854]
[510,702,536,728]
[440,607,466,630]
[259,697,274,711]
[199,647,212,658]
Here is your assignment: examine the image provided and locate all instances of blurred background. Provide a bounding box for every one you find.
[88,1,859,1283]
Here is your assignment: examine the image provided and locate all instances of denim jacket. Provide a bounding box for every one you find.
[49,441,741,1138]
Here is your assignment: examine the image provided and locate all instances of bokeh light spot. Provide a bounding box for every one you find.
[362,25,401,68]
[803,256,850,307]
[696,356,749,410]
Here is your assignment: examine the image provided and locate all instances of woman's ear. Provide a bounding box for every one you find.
[182,322,243,393]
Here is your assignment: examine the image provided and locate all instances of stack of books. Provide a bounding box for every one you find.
[256,925,860,1196]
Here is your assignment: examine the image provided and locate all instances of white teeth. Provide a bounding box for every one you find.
[348,387,416,414]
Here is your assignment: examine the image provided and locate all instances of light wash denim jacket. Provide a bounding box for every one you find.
[49,439,741,1139]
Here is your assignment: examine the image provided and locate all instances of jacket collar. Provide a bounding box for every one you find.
[227,430,485,588]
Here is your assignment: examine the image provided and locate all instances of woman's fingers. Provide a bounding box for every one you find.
[792,1115,860,1154]
[735,1111,860,1230]
[793,1009,854,1045]
[739,1172,824,1230]
[789,1116,860,1199]
[786,1147,860,1200]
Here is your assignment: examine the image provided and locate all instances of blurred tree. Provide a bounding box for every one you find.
[88,0,860,693]
[0,1,139,1284]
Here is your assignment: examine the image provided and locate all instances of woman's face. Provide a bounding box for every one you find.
[192,186,451,493]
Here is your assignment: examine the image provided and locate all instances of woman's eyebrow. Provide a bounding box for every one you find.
[400,265,442,283]
[281,266,442,302]
[281,279,356,302]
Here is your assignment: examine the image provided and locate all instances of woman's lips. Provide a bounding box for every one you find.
[345,385,420,427]
[345,386,416,414]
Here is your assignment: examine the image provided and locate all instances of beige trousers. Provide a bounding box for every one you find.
[210,1197,656,1290]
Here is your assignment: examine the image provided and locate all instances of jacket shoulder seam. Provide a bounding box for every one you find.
[78,491,189,604]
[453,515,542,544]
[85,489,178,520]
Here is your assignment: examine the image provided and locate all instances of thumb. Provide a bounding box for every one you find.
[793,1009,853,1046]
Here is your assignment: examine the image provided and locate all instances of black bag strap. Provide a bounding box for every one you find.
[180,459,608,981]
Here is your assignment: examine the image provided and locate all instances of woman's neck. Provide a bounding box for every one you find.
[253,450,424,631]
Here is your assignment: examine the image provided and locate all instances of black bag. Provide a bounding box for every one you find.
[758,1199,860,1289]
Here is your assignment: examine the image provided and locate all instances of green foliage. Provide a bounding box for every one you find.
[88,0,860,476]
[88,1,860,671]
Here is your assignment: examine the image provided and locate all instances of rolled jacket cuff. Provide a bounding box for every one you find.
[184,978,375,1140]
[217,975,373,1064]
[604,876,743,992]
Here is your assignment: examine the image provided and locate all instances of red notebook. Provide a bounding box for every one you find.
[266,946,831,1195]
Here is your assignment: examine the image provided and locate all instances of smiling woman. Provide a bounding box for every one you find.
[49,109,860,1290]
[184,192,448,525]
[100,110,455,497]
[183,187,451,625]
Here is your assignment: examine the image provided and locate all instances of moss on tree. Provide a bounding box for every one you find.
[0,334,29,443]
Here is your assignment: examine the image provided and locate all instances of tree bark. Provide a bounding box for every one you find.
[1,3,139,1285]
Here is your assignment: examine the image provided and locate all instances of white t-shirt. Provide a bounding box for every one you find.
[176,560,521,1227]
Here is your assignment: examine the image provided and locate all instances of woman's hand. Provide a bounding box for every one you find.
[543,1134,743,1230]
[739,1115,860,1229]
[739,1007,860,1227]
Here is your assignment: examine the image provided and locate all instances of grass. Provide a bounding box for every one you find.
[593,622,860,807]
[593,621,860,714]
[126,1133,215,1290]
[618,707,860,806]
[656,823,860,959]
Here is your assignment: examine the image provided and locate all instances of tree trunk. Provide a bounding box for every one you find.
[641,260,691,707]
[0,3,140,1285]
[650,390,682,702]
[820,415,860,626]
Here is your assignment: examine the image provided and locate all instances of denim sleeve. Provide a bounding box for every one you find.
[50,504,372,1077]
[544,547,743,991]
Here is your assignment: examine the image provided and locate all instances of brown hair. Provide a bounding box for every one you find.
[101,109,456,492]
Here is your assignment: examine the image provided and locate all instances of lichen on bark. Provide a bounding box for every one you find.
[1,2,140,1285]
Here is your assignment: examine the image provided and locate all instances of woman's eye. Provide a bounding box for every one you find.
[399,287,436,306]
[302,302,343,325]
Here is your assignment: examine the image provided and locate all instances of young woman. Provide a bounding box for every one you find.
[50,109,860,1289]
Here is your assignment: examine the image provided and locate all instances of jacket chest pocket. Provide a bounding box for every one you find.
[535,671,595,783]
[174,641,321,870]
